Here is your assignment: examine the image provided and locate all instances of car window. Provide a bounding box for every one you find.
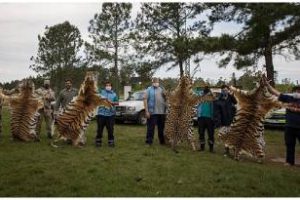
[127,91,144,101]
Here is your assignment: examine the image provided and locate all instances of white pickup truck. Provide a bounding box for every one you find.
[115,90,147,125]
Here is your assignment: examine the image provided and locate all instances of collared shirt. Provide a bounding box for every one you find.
[97,89,118,116]
[55,87,78,111]
[144,86,167,115]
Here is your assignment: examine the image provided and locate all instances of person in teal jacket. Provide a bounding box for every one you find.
[197,86,215,152]
[95,81,119,147]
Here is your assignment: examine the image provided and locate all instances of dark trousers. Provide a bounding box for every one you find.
[96,115,115,144]
[146,114,166,145]
[285,126,300,165]
[198,117,215,145]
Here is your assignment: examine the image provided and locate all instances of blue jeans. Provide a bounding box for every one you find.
[146,114,166,145]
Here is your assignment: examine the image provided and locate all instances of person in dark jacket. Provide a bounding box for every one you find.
[215,85,237,156]
[267,83,300,166]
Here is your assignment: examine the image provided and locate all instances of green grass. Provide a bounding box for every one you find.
[0,107,300,197]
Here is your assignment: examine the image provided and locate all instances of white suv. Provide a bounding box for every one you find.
[115,90,147,125]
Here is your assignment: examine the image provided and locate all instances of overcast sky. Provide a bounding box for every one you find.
[0,2,299,84]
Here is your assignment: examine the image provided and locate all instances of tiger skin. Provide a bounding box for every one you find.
[0,79,43,141]
[53,71,112,147]
[164,75,215,152]
[218,75,282,162]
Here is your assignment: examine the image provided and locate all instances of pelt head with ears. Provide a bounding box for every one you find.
[219,74,282,161]
[53,71,112,147]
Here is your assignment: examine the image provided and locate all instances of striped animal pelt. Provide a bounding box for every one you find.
[164,75,214,152]
[218,75,282,161]
[0,80,43,141]
[0,91,3,136]
[54,72,112,147]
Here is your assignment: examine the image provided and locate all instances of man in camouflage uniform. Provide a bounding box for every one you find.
[35,79,56,139]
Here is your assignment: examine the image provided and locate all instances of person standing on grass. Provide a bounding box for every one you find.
[54,79,78,144]
[215,84,237,156]
[95,81,119,148]
[55,79,78,112]
[143,77,167,146]
[197,86,215,152]
[35,79,56,139]
[267,83,300,166]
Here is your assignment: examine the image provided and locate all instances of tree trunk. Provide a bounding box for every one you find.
[179,59,184,77]
[264,45,275,87]
[264,29,275,87]
[114,50,119,96]
[114,10,119,97]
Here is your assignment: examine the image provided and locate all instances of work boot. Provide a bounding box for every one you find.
[95,138,102,148]
[199,144,205,151]
[108,143,115,148]
[209,144,215,153]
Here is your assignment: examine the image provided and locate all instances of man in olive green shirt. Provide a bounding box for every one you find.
[55,79,78,112]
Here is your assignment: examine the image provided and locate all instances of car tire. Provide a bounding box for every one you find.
[137,111,147,125]
[115,119,124,124]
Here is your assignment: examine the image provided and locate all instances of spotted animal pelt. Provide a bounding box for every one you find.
[164,75,215,152]
[218,75,282,161]
[0,80,43,141]
[53,71,112,147]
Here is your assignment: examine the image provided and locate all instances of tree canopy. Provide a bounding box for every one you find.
[191,3,300,85]
[30,21,83,92]
[135,3,210,77]
[86,3,133,94]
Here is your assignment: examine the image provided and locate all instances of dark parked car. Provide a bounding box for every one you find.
[264,108,286,129]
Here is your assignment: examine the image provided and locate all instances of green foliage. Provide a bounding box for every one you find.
[160,78,178,91]
[133,62,155,88]
[0,108,300,196]
[119,64,134,86]
[236,69,261,90]
[30,21,83,92]
[193,3,300,85]
[275,84,295,93]
[86,3,133,95]
[135,3,209,77]
[30,21,83,74]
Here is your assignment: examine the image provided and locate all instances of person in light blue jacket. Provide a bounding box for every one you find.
[95,81,119,147]
[143,77,167,145]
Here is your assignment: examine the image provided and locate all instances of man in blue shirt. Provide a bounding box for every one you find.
[143,77,167,145]
[95,81,119,147]
[267,83,300,166]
